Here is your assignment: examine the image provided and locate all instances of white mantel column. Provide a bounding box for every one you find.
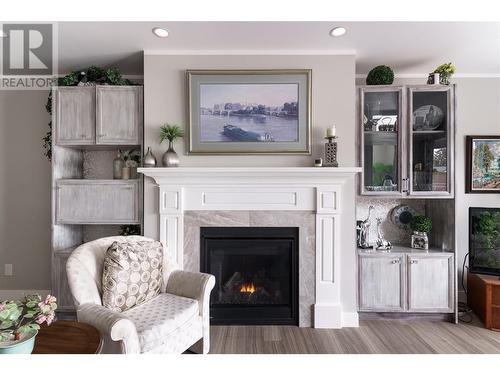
[159,186,184,268]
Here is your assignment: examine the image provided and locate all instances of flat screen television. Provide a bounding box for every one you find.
[469,207,500,276]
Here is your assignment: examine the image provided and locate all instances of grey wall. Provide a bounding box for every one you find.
[143,54,356,239]
[0,90,51,290]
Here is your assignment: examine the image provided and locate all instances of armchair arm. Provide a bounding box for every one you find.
[77,303,140,354]
[166,270,215,316]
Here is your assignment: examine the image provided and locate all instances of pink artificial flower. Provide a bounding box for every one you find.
[36,315,47,324]
[0,303,4,312]
[43,295,57,305]
[46,312,55,326]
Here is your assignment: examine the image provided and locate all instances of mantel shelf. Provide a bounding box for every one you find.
[138,166,362,185]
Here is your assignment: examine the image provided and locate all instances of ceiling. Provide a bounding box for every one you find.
[57,22,500,76]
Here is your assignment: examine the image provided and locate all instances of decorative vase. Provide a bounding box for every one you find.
[130,167,138,179]
[0,331,37,354]
[162,141,179,167]
[113,150,124,179]
[411,231,429,250]
[143,147,157,167]
[121,166,130,180]
[439,75,450,85]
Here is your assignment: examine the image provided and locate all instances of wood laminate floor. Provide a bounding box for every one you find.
[209,319,500,354]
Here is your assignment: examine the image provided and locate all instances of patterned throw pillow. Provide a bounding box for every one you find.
[102,240,163,312]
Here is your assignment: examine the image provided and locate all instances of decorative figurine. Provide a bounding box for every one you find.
[375,217,392,251]
[357,205,374,249]
[324,126,339,167]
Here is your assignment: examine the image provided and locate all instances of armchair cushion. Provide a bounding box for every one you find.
[122,293,199,353]
[102,240,163,312]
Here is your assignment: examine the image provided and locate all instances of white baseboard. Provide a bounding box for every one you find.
[0,289,51,301]
[313,303,342,328]
[341,312,359,327]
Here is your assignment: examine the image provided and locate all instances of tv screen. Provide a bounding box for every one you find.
[469,207,500,276]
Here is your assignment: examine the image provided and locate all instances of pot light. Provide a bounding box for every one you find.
[152,27,169,38]
[330,27,346,37]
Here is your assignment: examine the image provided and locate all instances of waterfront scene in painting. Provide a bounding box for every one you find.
[199,83,299,142]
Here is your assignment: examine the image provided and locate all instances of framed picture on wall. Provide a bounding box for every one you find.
[186,69,312,154]
[466,135,500,193]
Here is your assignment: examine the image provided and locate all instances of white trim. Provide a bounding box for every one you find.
[341,312,360,327]
[356,73,500,79]
[0,290,51,301]
[143,49,357,56]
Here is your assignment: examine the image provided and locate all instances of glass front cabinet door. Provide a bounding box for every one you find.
[359,86,404,196]
[358,85,455,198]
[408,85,454,197]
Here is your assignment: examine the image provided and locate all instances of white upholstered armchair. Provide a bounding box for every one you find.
[66,236,215,354]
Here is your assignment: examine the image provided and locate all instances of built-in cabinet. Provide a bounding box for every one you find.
[358,248,454,313]
[358,85,455,198]
[54,86,142,145]
[51,85,143,311]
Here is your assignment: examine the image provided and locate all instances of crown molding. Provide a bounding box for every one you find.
[144,49,357,56]
[356,73,500,79]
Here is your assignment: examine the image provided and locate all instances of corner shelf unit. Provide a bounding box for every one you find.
[51,85,144,311]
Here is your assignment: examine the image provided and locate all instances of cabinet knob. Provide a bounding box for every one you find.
[410,260,418,264]
[99,133,107,137]
[391,259,400,264]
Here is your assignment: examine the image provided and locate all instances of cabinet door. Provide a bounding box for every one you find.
[359,254,405,311]
[54,87,95,145]
[56,180,139,224]
[359,86,405,196]
[96,86,142,144]
[407,254,454,312]
[408,85,454,197]
[52,250,74,311]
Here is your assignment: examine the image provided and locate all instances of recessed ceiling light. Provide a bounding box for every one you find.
[152,27,169,38]
[330,27,346,37]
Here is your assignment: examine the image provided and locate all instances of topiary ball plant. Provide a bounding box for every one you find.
[366,65,395,85]
[410,215,433,234]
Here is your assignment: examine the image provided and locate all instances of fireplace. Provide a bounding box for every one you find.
[200,227,299,325]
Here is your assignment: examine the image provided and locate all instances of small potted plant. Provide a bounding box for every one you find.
[159,124,184,167]
[0,294,57,354]
[122,149,141,179]
[432,63,456,85]
[410,215,433,250]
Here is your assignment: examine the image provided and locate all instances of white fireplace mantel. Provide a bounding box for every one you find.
[139,166,362,329]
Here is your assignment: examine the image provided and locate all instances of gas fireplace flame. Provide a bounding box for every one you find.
[240,283,256,294]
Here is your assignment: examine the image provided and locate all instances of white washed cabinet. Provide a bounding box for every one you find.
[55,180,140,224]
[51,250,74,311]
[96,86,143,145]
[53,86,142,146]
[54,87,95,145]
[359,253,405,312]
[407,253,454,312]
[358,248,454,313]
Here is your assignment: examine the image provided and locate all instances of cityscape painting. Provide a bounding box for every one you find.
[187,70,311,154]
[466,136,500,193]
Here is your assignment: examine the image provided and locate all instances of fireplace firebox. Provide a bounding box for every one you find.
[200,227,299,325]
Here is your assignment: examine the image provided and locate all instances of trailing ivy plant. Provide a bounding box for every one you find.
[43,66,134,160]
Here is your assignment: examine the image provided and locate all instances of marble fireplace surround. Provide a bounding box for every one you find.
[138,167,361,328]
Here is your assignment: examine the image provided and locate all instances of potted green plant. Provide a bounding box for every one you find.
[0,294,57,354]
[159,124,184,167]
[410,215,433,250]
[122,149,141,179]
[432,63,456,85]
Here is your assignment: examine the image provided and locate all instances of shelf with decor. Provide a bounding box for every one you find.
[357,84,455,198]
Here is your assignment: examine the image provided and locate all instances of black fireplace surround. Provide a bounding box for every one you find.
[200,227,299,325]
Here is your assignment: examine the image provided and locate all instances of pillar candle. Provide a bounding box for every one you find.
[326,126,336,138]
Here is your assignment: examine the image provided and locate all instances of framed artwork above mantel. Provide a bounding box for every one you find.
[466,135,500,193]
[186,69,312,155]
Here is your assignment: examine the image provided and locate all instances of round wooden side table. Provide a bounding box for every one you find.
[33,320,102,354]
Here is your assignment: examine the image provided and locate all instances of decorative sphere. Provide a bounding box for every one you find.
[366,65,395,85]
